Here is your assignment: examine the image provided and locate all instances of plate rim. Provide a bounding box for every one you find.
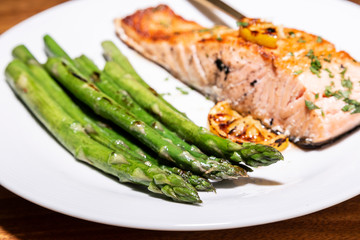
[0,0,359,231]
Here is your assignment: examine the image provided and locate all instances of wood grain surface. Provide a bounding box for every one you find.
[1,0,360,239]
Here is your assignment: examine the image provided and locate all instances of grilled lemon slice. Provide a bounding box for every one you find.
[238,18,278,49]
[208,101,289,151]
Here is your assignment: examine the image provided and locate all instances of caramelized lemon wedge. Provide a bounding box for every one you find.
[208,101,289,151]
[238,18,278,48]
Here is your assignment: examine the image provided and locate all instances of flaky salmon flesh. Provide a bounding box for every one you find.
[115,4,360,148]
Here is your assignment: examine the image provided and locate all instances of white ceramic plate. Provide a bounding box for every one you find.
[0,0,359,231]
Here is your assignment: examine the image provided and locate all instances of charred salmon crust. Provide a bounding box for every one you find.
[115,4,360,148]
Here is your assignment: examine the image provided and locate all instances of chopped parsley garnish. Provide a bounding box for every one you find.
[298,37,306,43]
[306,49,322,77]
[324,85,333,97]
[311,59,321,69]
[339,66,353,92]
[323,72,359,114]
[289,52,294,56]
[324,68,334,78]
[310,65,321,77]
[343,98,360,114]
[333,91,343,99]
[324,85,342,99]
[316,36,323,43]
[315,93,319,99]
[339,90,351,99]
[293,70,303,75]
[216,35,223,41]
[237,21,249,27]
[288,31,296,38]
[324,54,332,62]
[340,67,347,78]
[305,100,320,110]
[305,49,315,58]
[342,104,355,112]
[176,87,189,95]
[164,77,169,81]
[341,79,353,90]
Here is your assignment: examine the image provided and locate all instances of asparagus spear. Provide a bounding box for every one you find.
[12,45,214,192]
[42,35,204,159]
[73,56,218,190]
[5,59,201,203]
[74,55,239,167]
[73,55,216,190]
[74,56,205,155]
[44,34,183,115]
[45,57,245,180]
[102,59,283,167]
[101,40,185,116]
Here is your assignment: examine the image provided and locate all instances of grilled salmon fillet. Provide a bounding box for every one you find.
[115,4,360,148]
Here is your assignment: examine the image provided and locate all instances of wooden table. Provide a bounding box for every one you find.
[1,0,360,239]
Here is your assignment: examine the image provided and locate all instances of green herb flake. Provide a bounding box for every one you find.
[164,77,169,81]
[237,21,249,27]
[324,54,332,62]
[176,87,189,95]
[305,49,314,58]
[289,52,294,56]
[342,104,355,112]
[288,31,296,38]
[310,66,321,77]
[341,79,353,90]
[332,91,343,99]
[342,98,360,114]
[339,90,351,99]
[216,35,223,41]
[340,67,347,78]
[160,92,171,97]
[352,108,360,114]
[306,49,322,77]
[315,93,319,99]
[316,36,323,43]
[298,37,306,43]
[344,98,360,106]
[324,68,334,78]
[293,70,303,75]
[324,86,333,97]
[305,100,320,110]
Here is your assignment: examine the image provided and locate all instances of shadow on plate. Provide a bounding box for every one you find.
[213,177,283,189]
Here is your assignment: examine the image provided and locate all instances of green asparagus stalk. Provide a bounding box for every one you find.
[44,34,182,115]
[100,40,186,116]
[74,55,238,167]
[5,59,201,203]
[45,57,245,180]
[43,34,73,63]
[73,56,217,190]
[12,45,214,192]
[43,35,200,159]
[73,56,216,190]
[102,59,283,167]
[43,34,86,78]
